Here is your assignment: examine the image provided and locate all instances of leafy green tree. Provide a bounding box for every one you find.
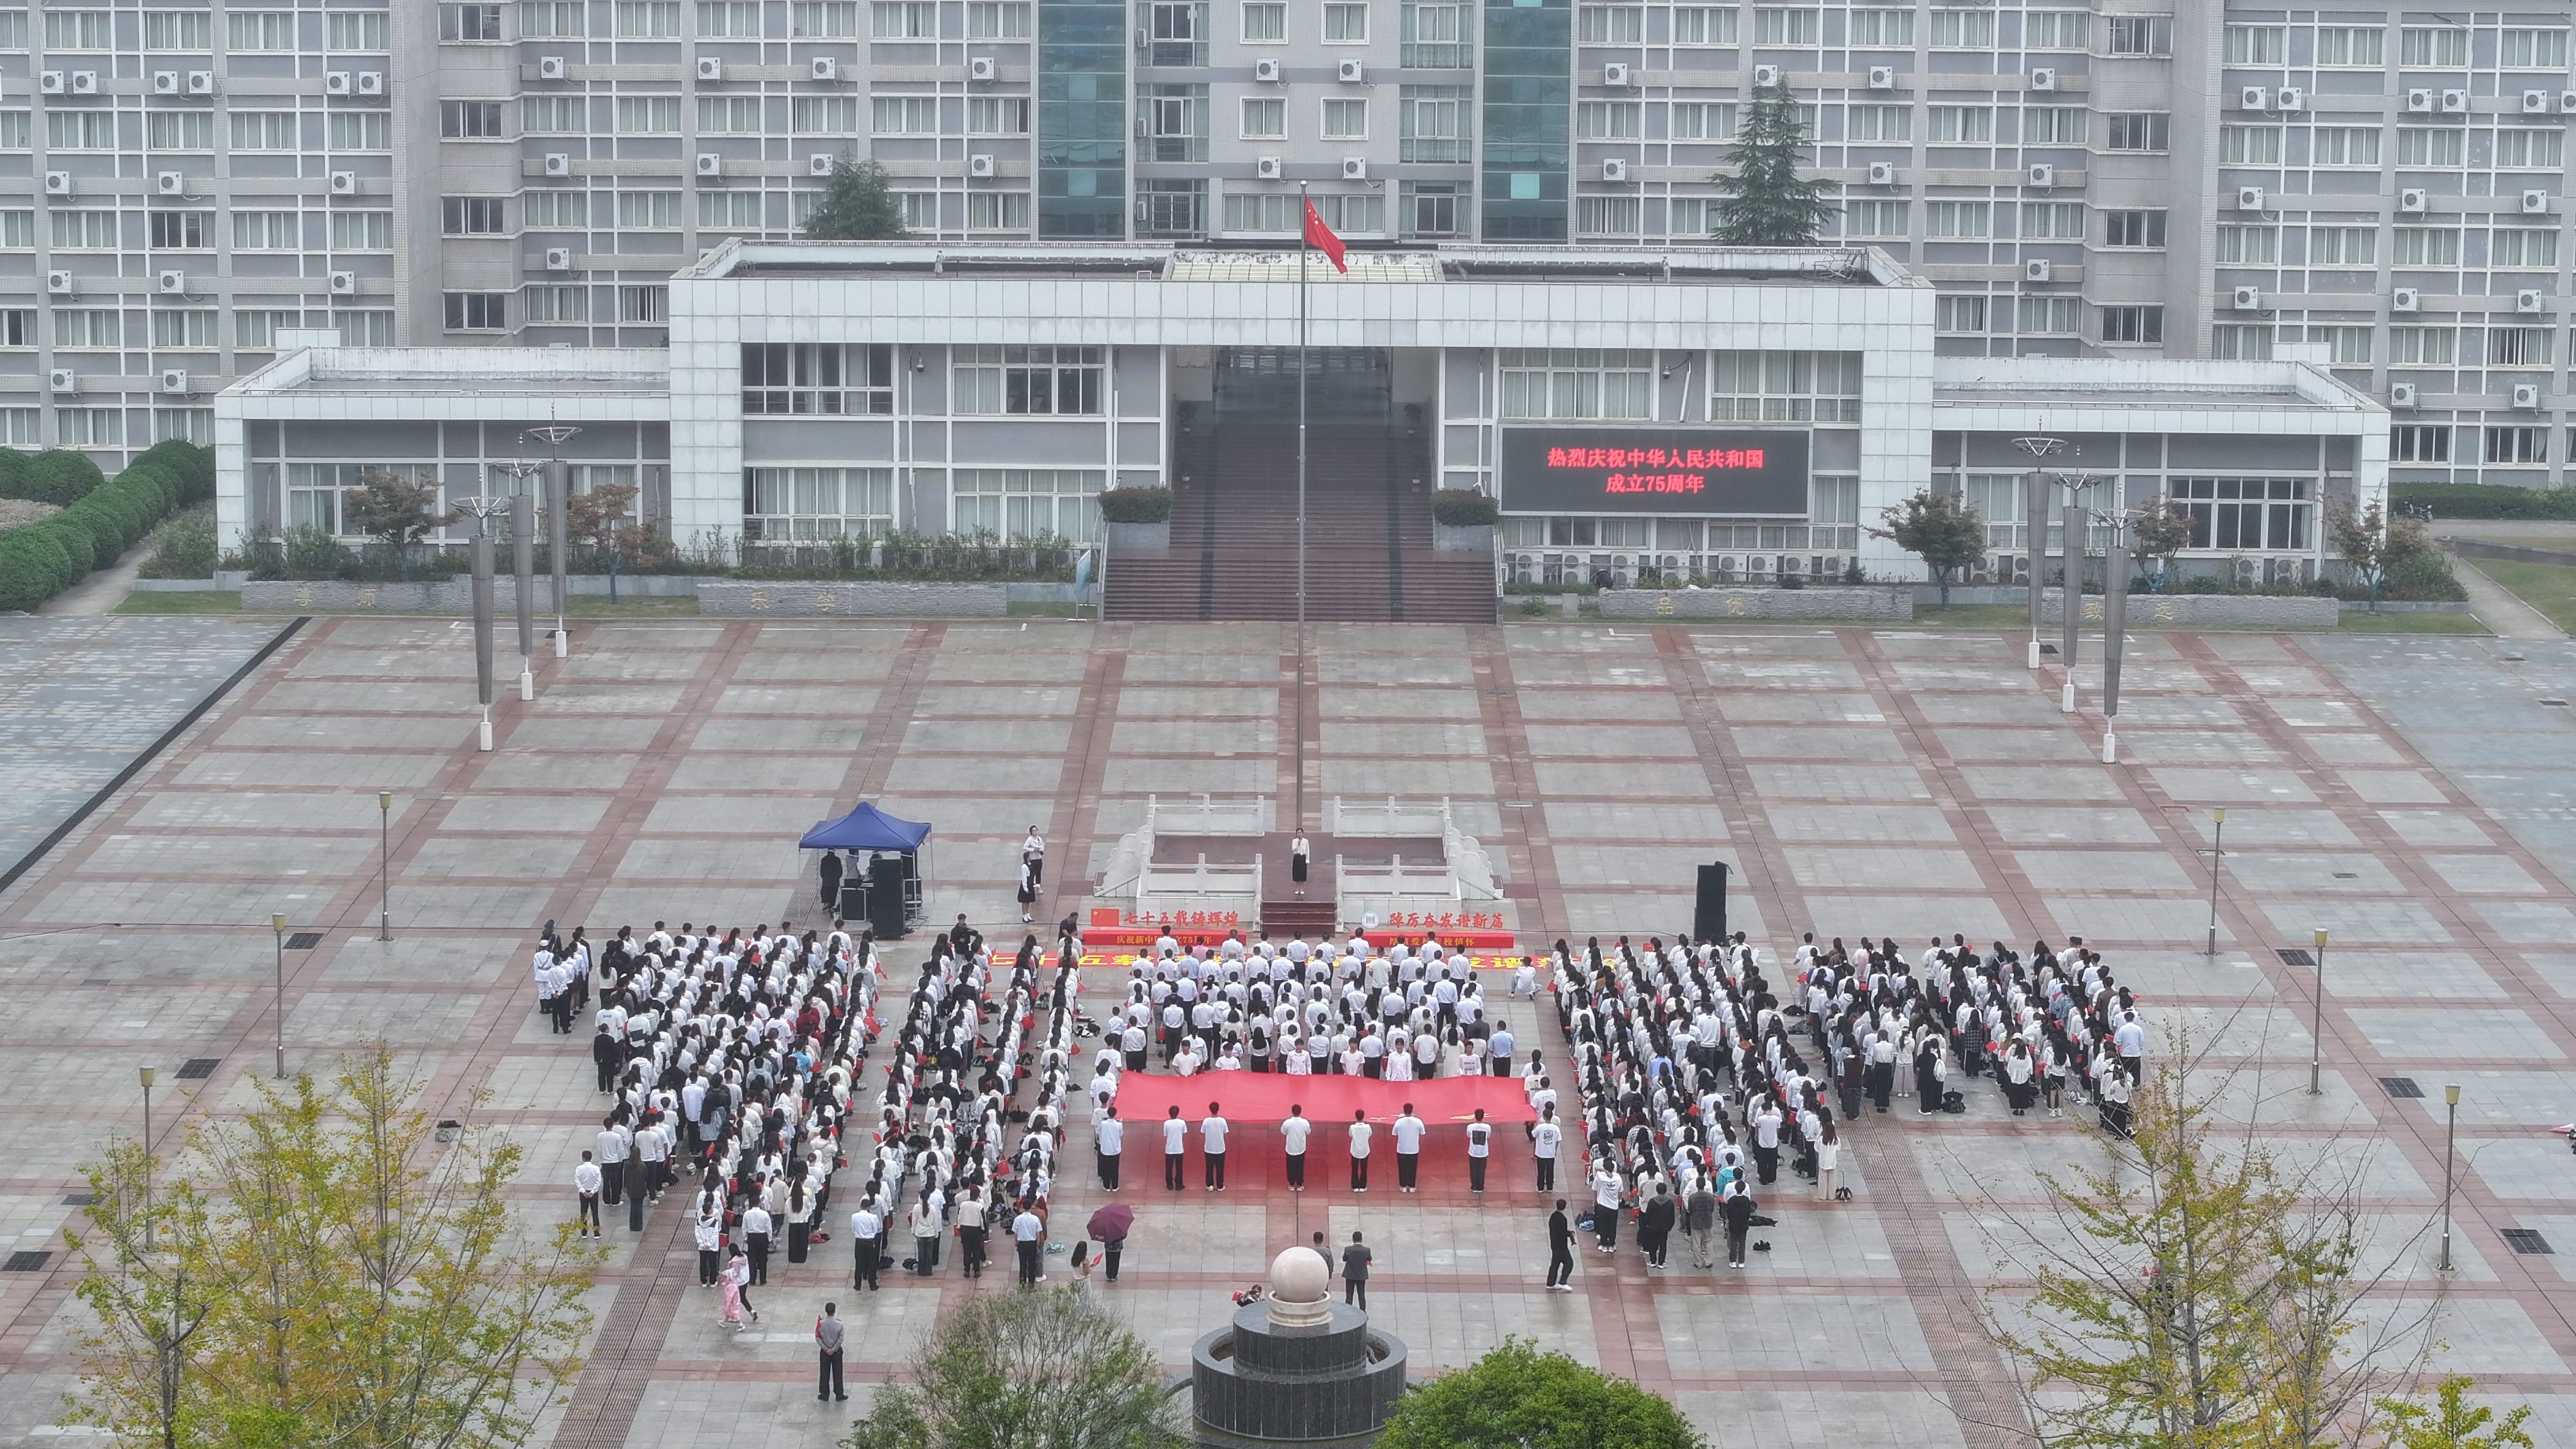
[565,480,645,602]
[339,469,456,580]
[803,155,910,240]
[2326,500,2432,611]
[1374,1338,1705,1449]
[2375,1377,2536,1449]
[2132,496,2194,592]
[845,1289,1183,1449]
[1870,487,1988,607]
[1708,85,1838,244]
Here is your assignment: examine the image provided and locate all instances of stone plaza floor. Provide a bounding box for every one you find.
[0,616,2573,1448]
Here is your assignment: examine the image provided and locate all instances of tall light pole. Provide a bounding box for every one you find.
[271,913,288,1079]
[2307,926,2328,1096]
[525,426,584,658]
[377,791,394,941]
[2011,436,2064,671]
[2203,808,2226,957]
[2058,498,2083,713]
[138,1063,155,1250]
[452,496,506,751]
[2100,525,2132,764]
[2438,1082,2461,1273]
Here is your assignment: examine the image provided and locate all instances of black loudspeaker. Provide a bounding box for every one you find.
[867,855,911,939]
[1694,861,1728,943]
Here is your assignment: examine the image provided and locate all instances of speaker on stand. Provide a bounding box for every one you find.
[1693,861,1728,943]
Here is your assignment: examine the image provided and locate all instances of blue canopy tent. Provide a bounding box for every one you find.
[801,803,933,936]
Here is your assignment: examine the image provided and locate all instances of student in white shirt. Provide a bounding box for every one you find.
[1391,1106,1426,1194]
[1281,1105,1312,1190]
[1347,1111,1374,1193]
[1464,1108,1493,1193]
[572,1152,603,1238]
[1200,1105,1230,1192]
[1161,1106,1188,1192]
[1531,1107,1563,1192]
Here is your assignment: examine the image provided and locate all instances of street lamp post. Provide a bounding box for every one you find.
[138,1063,155,1250]
[525,427,584,659]
[377,791,394,941]
[2307,926,2328,1096]
[2204,808,2226,957]
[271,913,287,1079]
[2012,436,2065,671]
[451,496,506,751]
[2438,1082,2461,1273]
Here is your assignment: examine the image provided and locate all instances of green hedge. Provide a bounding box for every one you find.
[2388,482,2576,520]
[0,443,212,612]
[1097,487,1173,524]
[1431,489,1500,526]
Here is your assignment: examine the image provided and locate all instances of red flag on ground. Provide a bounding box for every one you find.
[1302,198,1348,274]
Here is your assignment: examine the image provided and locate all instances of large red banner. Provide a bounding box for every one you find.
[1110,1071,1535,1127]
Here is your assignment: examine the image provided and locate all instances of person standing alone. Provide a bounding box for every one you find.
[1201,1102,1230,1191]
[1544,1199,1576,1292]
[1465,1108,1492,1193]
[1281,1104,1311,1190]
[1162,1106,1188,1191]
[815,1302,848,1402]
[1340,1230,1373,1311]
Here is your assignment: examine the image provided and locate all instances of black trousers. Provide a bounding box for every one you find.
[1103,1238,1122,1281]
[1099,1150,1120,1190]
[1351,1155,1369,1190]
[1547,1245,1574,1285]
[1867,1061,1895,1110]
[1344,1277,1367,1309]
[1536,1159,1555,1191]
[1754,1146,1779,1184]
[853,1239,879,1290]
[1397,1152,1418,1189]
[1205,1151,1226,1188]
[699,1247,721,1285]
[1125,1048,1147,1073]
[577,1192,600,1230]
[1491,1053,1512,1077]
[962,1227,987,1277]
[1286,1152,1306,1188]
[818,1349,844,1400]
[1469,1155,1488,1192]
[596,1059,616,1092]
[1017,1239,1042,1285]
[600,1161,624,1205]
[1595,1211,1620,1249]
[1164,1152,1185,1190]
[747,1233,771,1284]
[789,1220,810,1263]
[1726,1225,1749,1265]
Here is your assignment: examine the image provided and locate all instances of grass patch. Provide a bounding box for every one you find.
[1908,603,2030,629]
[2462,557,2576,635]
[113,590,244,614]
[1007,600,1090,618]
[2334,609,2487,634]
[564,594,699,618]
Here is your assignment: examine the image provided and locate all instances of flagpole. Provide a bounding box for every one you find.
[1294,181,1310,837]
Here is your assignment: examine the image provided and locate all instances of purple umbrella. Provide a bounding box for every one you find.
[1086,1202,1135,1243]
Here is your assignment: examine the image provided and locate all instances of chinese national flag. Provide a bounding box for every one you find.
[1302,199,1348,273]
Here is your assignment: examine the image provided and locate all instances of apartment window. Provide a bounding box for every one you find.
[2486,426,2547,465]
[2393,227,2460,267]
[329,211,393,249]
[2495,130,2563,172]
[1669,102,1736,140]
[953,345,1105,415]
[233,211,300,250]
[326,10,389,48]
[2389,326,2457,364]
[1845,105,1909,142]
[794,0,863,35]
[1924,201,1990,238]
[1401,86,1471,161]
[615,96,682,133]
[700,96,765,134]
[2215,224,2277,264]
[744,467,897,541]
[524,96,587,132]
[50,211,119,250]
[618,286,668,323]
[1322,1,1367,41]
[2219,126,2279,165]
[47,113,118,151]
[2490,326,2554,366]
[967,191,1031,231]
[0,309,29,347]
[700,0,763,34]
[1500,349,1654,419]
[1241,0,1284,39]
[442,3,506,40]
[2223,24,2285,65]
[1136,178,1206,238]
[1752,7,1818,45]
[1935,295,1989,334]
[1669,5,1735,45]
[1842,200,1906,238]
[333,309,395,345]
[2391,424,2449,462]
[2024,107,2085,145]
[59,410,126,449]
[0,210,25,252]
[144,10,214,48]
[2211,324,2273,360]
[522,1,588,36]
[523,284,588,322]
[1223,191,1297,232]
[2311,326,2373,365]
[1240,96,1285,138]
[872,95,938,135]
[1576,196,1643,235]
[1926,9,1989,48]
[873,0,934,35]
[795,96,864,134]
[2020,297,2083,335]
[1141,87,1206,160]
[2100,305,2163,344]
[0,410,33,446]
[1403,183,1464,237]
[442,197,509,236]
[147,211,210,250]
[615,1,681,35]
[1708,350,1863,423]
[2022,10,2083,49]
[2399,27,2467,68]
[2102,209,2166,248]
[1577,5,1641,44]
[2102,15,2170,56]
[966,1,1028,35]
[2490,229,2559,270]
[2292,128,2375,172]
[1576,101,1639,140]
[2018,201,2080,239]
[328,113,392,151]
[45,10,115,48]
[150,310,218,349]
[1927,107,1992,144]
[2313,26,2382,68]
[952,470,1106,542]
[966,96,1029,134]
[442,100,508,138]
[525,192,586,227]
[2172,478,2311,549]
[1844,7,1906,45]
[0,113,26,151]
[2308,227,2373,265]
[2104,114,2168,153]
[2500,29,2569,69]
[2397,129,2464,168]
[740,343,896,413]
[615,191,682,227]
[0,12,21,49]
[55,309,124,348]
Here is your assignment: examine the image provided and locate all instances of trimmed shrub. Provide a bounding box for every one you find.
[1097,487,1173,525]
[118,463,181,517]
[1431,488,1500,526]
[0,443,212,609]
[143,512,219,579]
[20,450,108,506]
[2388,482,2576,521]
[137,440,214,504]
[69,489,144,556]
[0,529,74,611]
[35,514,100,577]
[0,449,29,500]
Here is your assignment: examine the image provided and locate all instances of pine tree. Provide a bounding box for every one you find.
[1708,86,1838,245]
[801,155,909,240]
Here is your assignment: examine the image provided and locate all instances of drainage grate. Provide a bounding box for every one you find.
[283,931,324,950]
[2380,1077,2425,1099]
[175,1058,219,1080]
[2502,1228,2554,1256]
[3,1251,52,1273]
[2332,871,2359,880]
[2277,947,2316,967]
[60,1192,94,1207]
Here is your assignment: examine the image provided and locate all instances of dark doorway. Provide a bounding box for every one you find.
[1213,347,1393,420]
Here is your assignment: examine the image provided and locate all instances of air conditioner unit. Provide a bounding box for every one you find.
[1752,63,1781,88]
[45,271,73,296]
[357,71,383,94]
[2516,288,2545,313]
[186,71,214,94]
[544,153,571,176]
[970,152,996,176]
[2513,383,2541,409]
[329,170,356,195]
[2563,90,2576,113]
[1253,57,1280,82]
[697,57,725,81]
[2406,88,2433,113]
[71,71,98,94]
[545,246,573,270]
[2523,189,2551,214]
[1868,65,1894,90]
[160,369,191,395]
[158,269,187,295]
[2233,285,2262,310]
[2389,382,2417,407]
[1602,157,1627,181]
[2276,87,2303,111]
[1255,155,1283,179]
[2030,67,2056,91]
[328,270,356,294]
[43,172,71,196]
[155,170,185,195]
[2393,287,2420,313]
[1338,58,1365,82]
[37,71,62,94]
[696,151,723,176]
[2526,89,2553,114]
[812,56,840,80]
[2236,185,2265,211]
[539,55,566,79]
[2440,88,2467,113]
[152,71,180,95]
[1342,156,1367,180]
[1867,160,1895,185]
[969,56,996,81]
[2025,258,2052,282]
[1603,62,1630,87]
[2400,188,2427,212]
[809,152,836,174]
[2027,163,2054,187]
[2240,86,2269,111]
[49,369,78,395]
[325,71,352,94]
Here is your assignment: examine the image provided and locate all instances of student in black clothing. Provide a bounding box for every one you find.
[1544,1199,1576,1291]
[1340,1231,1373,1311]
[1722,1188,1758,1269]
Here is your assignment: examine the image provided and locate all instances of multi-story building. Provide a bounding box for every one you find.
[4,2,2571,487]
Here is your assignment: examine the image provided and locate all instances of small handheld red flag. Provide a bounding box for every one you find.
[1302,199,1348,274]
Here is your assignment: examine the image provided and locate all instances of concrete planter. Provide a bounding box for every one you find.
[2039,592,2340,628]
[242,580,560,611]
[1599,586,1914,621]
[1105,521,1172,554]
[1432,523,1494,554]
[696,580,1008,616]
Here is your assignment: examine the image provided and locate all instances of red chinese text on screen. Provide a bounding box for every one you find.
[1542,446,1767,471]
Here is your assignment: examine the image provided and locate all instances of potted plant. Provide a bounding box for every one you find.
[1431,489,1498,554]
[1098,487,1174,553]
